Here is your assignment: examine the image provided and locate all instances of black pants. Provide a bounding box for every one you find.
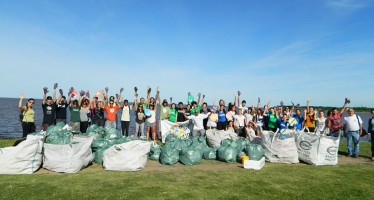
[121,121,130,136]
[22,122,35,138]
[305,127,315,133]
[94,118,105,127]
[80,121,89,133]
[217,122,227,130]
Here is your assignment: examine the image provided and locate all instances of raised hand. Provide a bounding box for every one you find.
[116,94,119,99]
[197,93,201,98]
[203,94,205,98]
[147,87,152,94]
[307,98,311,102]
[237,90,241,96]
[188,92,191,96]
[134,87,138,93]
[291,101,294,106]
[258,97,260,103]
[120,88,124,93]
[59,89,63,95]
[345,97,350,104]
[86,90,90,98]
[43,87,49,94]
[105,87,109,94]
[170,97,172,102]
[20,94,24,99]
[280,101,284,106]
[296,103,300,107]
[80,90,85,96]
[53,83,58,89]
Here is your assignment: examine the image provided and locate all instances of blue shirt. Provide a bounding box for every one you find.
[292,114,304,131]
[218,111,226,122]
[277,118,288,132]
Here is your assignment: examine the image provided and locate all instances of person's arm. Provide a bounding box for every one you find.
[257,97,261,111]
[303,109,307,121]
[237,91,240,106]
[104,87,109,106]
[42,87,48,105]
[339,99,349,115]
[197,93,201,106]
[170,97,173,106]
[52,83,58,102]
[199,94,205,106]
[306,98,310,112]
[146,86,151,104]
[19,95,24,110]
[233,93,236,107]
[251,102,255,114]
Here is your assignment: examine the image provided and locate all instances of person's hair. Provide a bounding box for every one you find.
[124,99,128,103]
[332,107,337,111]
[171,103,176,109]
[191,101,197,106]
[203,102,207,106]
[140,97,145,101]
[242,100,246,103]
[327,110,332,116]
[178,102,183,105]
[137,104,143,112]
[371,109,374,113]
[150,97,155,103]
[61,96,66,99]
[257,108,263,115]
[25,98,35,112]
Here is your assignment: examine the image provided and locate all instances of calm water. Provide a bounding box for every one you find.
[0,98,372,140]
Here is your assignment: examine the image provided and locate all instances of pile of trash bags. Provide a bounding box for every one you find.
[45,122,72,144]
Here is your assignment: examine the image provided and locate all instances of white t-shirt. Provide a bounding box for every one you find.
[343,114,363,132]
[226,111,236,121]
[121,106,130,121]
[188,113,210,130]
[207,113,218,127]
[147,110,156,123]
[317,117,326,132]
[234,115,245,127]
[238,106,248,115]
[244,113,254,124]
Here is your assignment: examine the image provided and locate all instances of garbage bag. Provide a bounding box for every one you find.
[217,140,238,163]
[236,137,249,153]
[244,144,264,161]
[191,136,208,154]
[104,127,121,140]
[160,144,179,165]
[149,142,162,161]
[179,147,203,166]
[203,147,217,160]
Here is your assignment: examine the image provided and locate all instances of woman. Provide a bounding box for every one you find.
[304,100,317,132]
[217,105,227,130]
[207,107,218,129]
[80,98,91,133]
[316,110,327,135]
[19,95,36,137]
[135,104,146,138]
[69,93,82,134]
[92,101,105,127]
[368,109,374,161]
[254,108,264,136]
[233,108,246,136]
[169,103,178,123]
[264,107,278,132]
[146,103,157,141]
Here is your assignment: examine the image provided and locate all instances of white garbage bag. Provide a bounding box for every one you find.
[206,129,238,148]
[0,134,44,174]
[297,131,339,165]
[43,136,93,173]
[261,130,299,163]
[103,140,151,171]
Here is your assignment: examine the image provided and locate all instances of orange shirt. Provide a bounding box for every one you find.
[305,113,315,128]
[104,106,120,121]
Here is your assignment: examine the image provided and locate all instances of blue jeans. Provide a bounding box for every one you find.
[347,131,360,156]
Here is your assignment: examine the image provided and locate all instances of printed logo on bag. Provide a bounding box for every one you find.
[299,141,312,150]
[327,146,337,155]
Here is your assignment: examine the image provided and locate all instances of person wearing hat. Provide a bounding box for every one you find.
[41,83,58,131]
[157,87,170,140]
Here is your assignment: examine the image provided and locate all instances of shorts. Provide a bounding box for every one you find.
[146,121,155,127]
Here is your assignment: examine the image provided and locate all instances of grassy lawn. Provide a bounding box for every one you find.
[0,138,373,200]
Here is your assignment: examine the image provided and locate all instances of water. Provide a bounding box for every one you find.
[0,98,372,140]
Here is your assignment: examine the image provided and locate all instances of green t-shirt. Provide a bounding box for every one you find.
[190,105,201,115]
[70,106,81,122]
[169,109,177,122]
[268,113,277,129]
[371,119,374,131]
[160,105,171,120]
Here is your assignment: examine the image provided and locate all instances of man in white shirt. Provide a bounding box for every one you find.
[185,109,210,137]
[343,108,363,158]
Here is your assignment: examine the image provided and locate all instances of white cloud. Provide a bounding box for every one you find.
[325,0,369,10]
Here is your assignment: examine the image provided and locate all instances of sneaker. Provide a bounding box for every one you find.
[354,155,359,158]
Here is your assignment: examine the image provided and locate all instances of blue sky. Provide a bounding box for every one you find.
[0,0,373,107]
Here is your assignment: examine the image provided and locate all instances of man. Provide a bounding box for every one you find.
[157,87,170,140]
[343,108,363,158]
[327,99,349,137]
[177,102,187,122]
[237,91,248,114]
[291,109,304,131]
[68,92,82,134]
[120,99,131,136]
[41,84,57,130]
[184,109,210,137]
[368,109,374,161]
[200,102,211,130]
[56,88,69,124]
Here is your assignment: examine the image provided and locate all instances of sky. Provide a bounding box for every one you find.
[0,0,373,107]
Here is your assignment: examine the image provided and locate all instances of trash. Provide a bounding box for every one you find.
[160,143,180,165]
[149,142,162,161]
[244,144,264,161]
[179,146,203,166]
[217,139,238,163]
[206,129,238,148]
[243,157,265,170]
[203,147,217,160]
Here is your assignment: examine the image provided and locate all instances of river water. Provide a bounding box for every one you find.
[0,98,372,140]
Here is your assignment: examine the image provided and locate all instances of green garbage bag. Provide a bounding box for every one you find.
[191,136,208,154]
[86,124,99,133]
[91,138,109,149]
[94,148,107,164]
[244,144,264,161]
[165,134,178,143]
[56,121,65,129]
[203,147,217,160]
[149,142,162,161]
[45,129,72,144]
[105,127,121,140]
[46,125,62,135]
[218,142,238,163]
[179,147,203,166]
[160,144,179,165]
[236,137,249,153]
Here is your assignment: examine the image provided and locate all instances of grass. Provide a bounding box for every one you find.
[0,138,373,200]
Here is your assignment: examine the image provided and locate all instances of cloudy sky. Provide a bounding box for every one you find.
[0,0,373,107]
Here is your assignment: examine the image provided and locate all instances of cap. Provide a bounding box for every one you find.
[46,96,52,100]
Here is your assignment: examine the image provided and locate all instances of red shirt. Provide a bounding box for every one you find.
[104,106,120,121]
[328,114,342,132]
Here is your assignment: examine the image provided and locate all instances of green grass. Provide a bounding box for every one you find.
[0,138,373,200]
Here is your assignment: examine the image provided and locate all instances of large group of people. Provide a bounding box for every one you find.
[18,85,374,161]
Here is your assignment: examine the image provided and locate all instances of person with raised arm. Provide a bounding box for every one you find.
[19,94,36,137]
[316,110,327,135]
[103,87,121,128]
[55,87,69,124]
[342,108,363,158]
[263,101,278,132]
[41,83,58,130]
[233,108,246,137]
[327,98,349,137]
[68,88,83,134]
[237,90,248,114]
[157,87,170,138]
[169,101,178,123]
[217,105,227,130]
[79,90,91,133]
[183,108,211,137]
[304,98,317,132]
[118,88,132,136]
[146,97,158,141]
[253,97,265,135]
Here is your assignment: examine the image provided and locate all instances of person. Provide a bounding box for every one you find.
[19,95,36,137]
[146,103,158,141]
[207,107,218,129]
[134,104,146,138]
[245,121,258,141]
[304,99,317,132]
[184,109,210,136]
[237,91,248,114]
[200,102,211,130]
[169,102,178,123]
[80,96,91,133]
[177,102,187,122]
[263,103,278,132]
[41,84,57,130]
[316,110,327,135]
[327,99,349,137]
[342,108,363,158]
[291,109,304,131]
[217,105,227,130]
[233,108,246,136]
[120,99,132,136]
[226,104,236,123]
[253,108,264,136]
[92,100,105,127]
[185,104,194,133]
[103,88,121,128]
[56,89,69,124]
[68,94,82,134]
[277,114,289,133]
[157,87,170,140]
[244,106,255,126]
[368,109,374,161]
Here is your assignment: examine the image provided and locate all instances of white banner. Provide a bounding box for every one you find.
[160,120,190,143]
